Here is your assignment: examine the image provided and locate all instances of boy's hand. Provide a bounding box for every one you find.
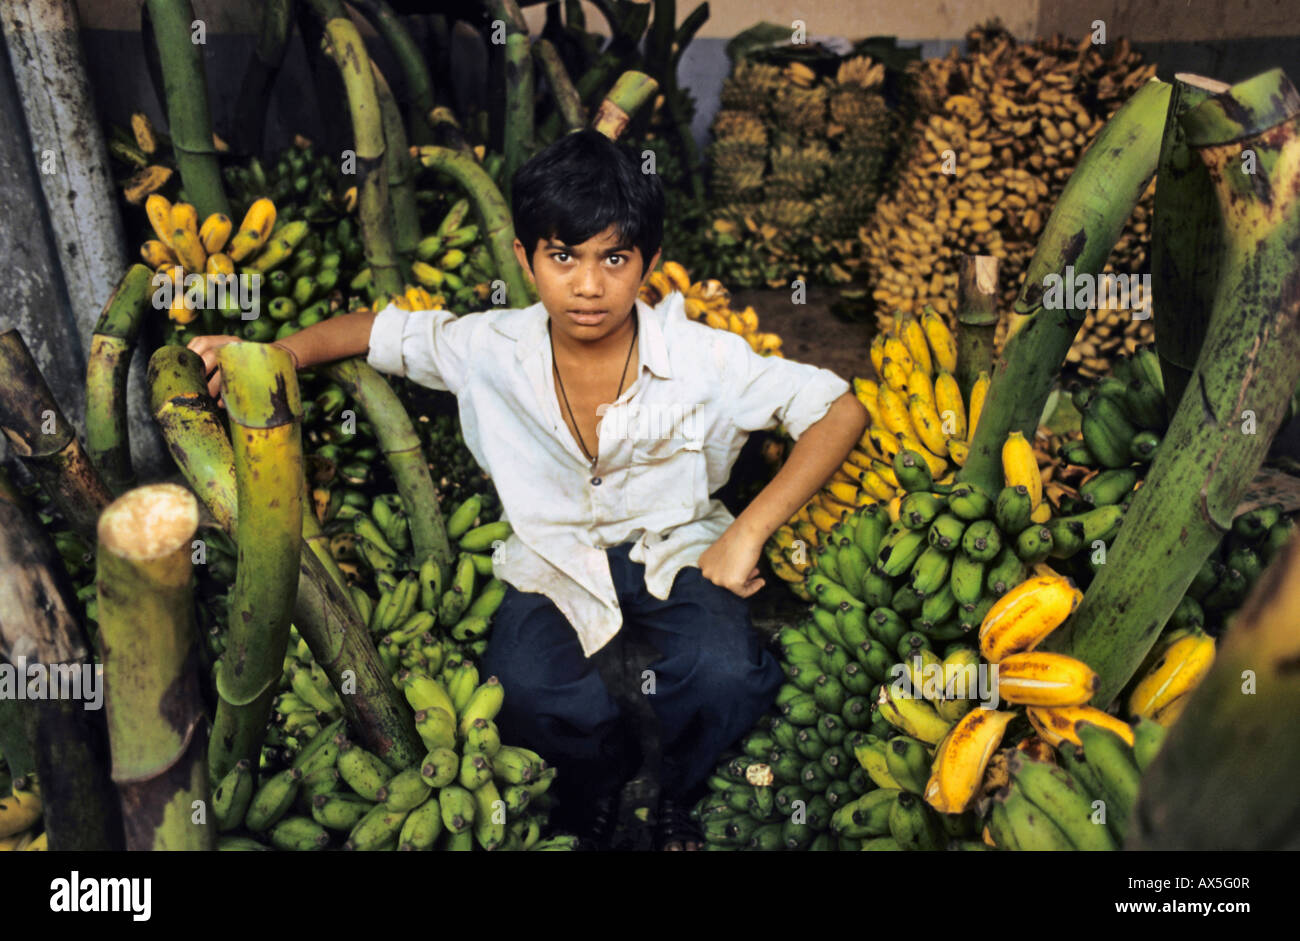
[698,526,766,599]
[187,335,299,402]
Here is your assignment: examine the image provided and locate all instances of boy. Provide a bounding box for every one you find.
[190,129,868,850]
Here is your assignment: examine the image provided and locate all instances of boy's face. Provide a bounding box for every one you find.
[514,225,662,346]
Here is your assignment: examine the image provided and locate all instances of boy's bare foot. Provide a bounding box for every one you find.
[657,795,704,851]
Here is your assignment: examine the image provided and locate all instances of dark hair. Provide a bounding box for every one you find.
[511,129,664,276]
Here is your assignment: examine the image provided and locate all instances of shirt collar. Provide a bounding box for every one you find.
[513,291,676,381]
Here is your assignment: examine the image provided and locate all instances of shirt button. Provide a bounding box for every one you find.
[591,476,602,486]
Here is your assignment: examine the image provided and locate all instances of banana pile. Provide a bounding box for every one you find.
[702,54,895,288]
[764,310,994,600]
[639,260,784,356]
[416,413,501,522]
[842,22,1156,376]
[984,720,1163,850]
[213,703,574,851]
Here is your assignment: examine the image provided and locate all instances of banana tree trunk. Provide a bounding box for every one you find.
[415,145,535,305]
[1149,74,1230,417]
[0,330,113,541]
[371,61,421,259]
[315,12,403,296]
[533,38,586,134]
[324,359,452,579]
[0,468,122,850]
[1129,527,1300,849]
[85,265,154,495]
[592,71,659,141]
[351,0,437,146]
[955,255,998,400]
[143,0,229,218]
[1049,69,1300,706]
[958,80,1170,496]
[485,0,535,210]
[146,346,423,768]
[207,344,304,783]
[96,483,211,851]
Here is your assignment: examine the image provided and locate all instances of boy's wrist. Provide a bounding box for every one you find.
[270,340,301,370]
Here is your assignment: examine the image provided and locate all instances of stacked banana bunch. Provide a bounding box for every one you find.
[213,702,574,851]
[764,310,988,599]
[844,22,1157,376]
[222,137,355,226]
[350,198,498,315]
[0,765,46,852]
[639,260,784,357]
[702,54,895,288]
[984,720,1164,850]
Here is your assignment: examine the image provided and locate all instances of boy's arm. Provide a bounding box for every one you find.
[698,391,868,597]
[188,309,377,398]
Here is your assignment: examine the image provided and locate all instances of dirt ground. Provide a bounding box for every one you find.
[728,284,878,383]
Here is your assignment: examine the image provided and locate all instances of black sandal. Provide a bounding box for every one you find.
[657,795,704,851]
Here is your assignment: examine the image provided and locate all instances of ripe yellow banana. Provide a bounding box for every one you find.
[948,439,970,467]
[145,193,174,247]
[171,227,206,273]
[859,469,897,502]
[1026,705,1135,748]
[994,651,1099,707]
[1126,629,1215,720]
[199,213,233,254]
[979,575,1083,663]
[870,334,887,379]
[205,252,235,277]
[921,308,958,373]
[661,260,692,293]
[896,315,933,377]
[907,367,934,406]
[139,239,175,268]
[868,427,902,461]
[934,371,966,439]
[809,503,843,534]
[887,494,902,523]
[853,378,884,428]
[877,383,914,437]
[1151,691,1191,727]
[924,708,1015,814]
[968,371,990,440]
[881,337,914,391]
[1002,431,1041,507]
[908,393,950,458]
[228,197,277,261]
[170,202,199,239]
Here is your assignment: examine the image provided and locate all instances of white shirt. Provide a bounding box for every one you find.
[366,290,850,656]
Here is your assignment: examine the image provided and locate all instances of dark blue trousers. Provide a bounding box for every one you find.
[482,542,782,810]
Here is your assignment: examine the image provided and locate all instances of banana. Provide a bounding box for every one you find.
[145,193,174,247]
[1130,717,1167,772]
[884,735,931,794]
[928,513,966,552]
[170,226,206,273]
[199,213,233,254]
[244,768,302,832]
[1001,431,1041,508]
[1008,753,1116,850]
[924,708,1015,814]
[908,393,950,457]
[337,743,394,801]
[465,717,503,758]
[933,371,966,439]
[948,483,994,521]
[439,785,477,834]
[398,795,443,849]
[831,788,899,839]
[948,551,986,608]
[0,776,42,840]
[987,785,1075,850]
[869,334,887,379]
[995,651,1100,707]
[967,371,990,440]
[910,546,952,597]
[227,197,277,261]
[1075,721,1140,841]
[459,752,494,791]
[920,308,958,374]
[979,574,1083,662]
[345,804,409,851]
[1015,525,1054,564]
[1026,705,1135,749]
[1126,628,1215,721]
[1082,395,1137,468]
[213,759,255,832]
[492,745,546,785]
[897,315,933,377]
[140,239,175,268]
[881,337,914,392]
[899,491,945,531]
[888,790,945,850]
[311,792,373,831]
[445,494,482,539]
[852,735,903,789]
[415,707,457,752]
[875,527,929,578]
[960,518,1002,563]
[876,685,953,745]
[269,815,331,851]
[457,677,505,737]
[994,484,1033,535]
[459,520,511,552]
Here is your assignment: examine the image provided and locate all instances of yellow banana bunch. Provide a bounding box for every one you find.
[1126,628,1216,723]
[994,651,1100,707]
[979,574,1083,662]
[640,261,783,357]
[1026,705,1135,748]
[925,708,1016,814]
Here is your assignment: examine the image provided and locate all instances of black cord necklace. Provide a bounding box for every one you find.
[550,311,638,471]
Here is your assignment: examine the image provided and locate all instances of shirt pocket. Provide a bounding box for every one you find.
[626,437,708,519]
